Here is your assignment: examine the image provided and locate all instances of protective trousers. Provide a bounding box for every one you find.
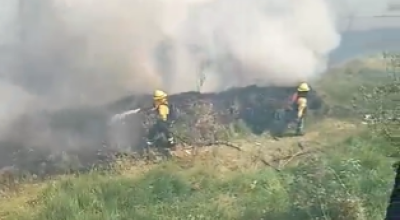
[295,116,305,135]
[288,108,305,135]
[147,120,175,147]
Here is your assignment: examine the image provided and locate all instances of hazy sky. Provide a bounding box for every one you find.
[332,0,400,31]
[1,0,400,37]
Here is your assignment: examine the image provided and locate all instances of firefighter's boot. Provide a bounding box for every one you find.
[167,137,176,148]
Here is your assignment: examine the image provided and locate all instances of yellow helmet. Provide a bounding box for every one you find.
[153,89,167,100]
[297,82,310,92]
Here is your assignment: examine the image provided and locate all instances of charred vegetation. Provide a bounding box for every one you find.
[0,85,324,178]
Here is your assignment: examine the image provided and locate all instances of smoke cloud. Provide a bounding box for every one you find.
[1,0,341,101]
[0,0,391,171]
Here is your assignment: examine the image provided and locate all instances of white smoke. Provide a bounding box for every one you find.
[0,0,392,156]
[1,0,341,101]
[177,0,340,92]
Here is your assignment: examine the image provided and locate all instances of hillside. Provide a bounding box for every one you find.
[0,57,399,220]
[330,28,400,65]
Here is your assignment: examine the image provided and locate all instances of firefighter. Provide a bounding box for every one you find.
[146,89,175,147]
[290,82,310,136]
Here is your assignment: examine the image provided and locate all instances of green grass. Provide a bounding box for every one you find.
[4,133,394,220]
[315,61,399,120]
[317,64,387,104]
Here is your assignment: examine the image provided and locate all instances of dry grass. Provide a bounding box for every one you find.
[0,115,393,220]
[0,118,363,220]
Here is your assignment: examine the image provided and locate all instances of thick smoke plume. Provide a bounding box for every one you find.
[2,0,341,101]
[0,0,366,172]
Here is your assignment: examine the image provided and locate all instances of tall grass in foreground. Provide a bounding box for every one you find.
[10,134,396,220]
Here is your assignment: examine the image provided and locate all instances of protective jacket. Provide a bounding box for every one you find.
[155,102,170,122]
[290,93,307,119]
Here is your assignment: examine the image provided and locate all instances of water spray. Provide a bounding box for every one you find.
[110,108,142,123]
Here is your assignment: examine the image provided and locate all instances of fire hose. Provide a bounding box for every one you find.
[109,108,239,149]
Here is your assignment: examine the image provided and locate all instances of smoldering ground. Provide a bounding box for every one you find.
[0,0,392,174]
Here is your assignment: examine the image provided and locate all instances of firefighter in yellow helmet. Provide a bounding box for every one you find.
[289,82,310,135]
[146,90,175,147]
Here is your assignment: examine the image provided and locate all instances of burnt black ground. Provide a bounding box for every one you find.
[0,85,324,176]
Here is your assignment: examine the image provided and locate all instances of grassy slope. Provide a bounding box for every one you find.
[0,59,397,220]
